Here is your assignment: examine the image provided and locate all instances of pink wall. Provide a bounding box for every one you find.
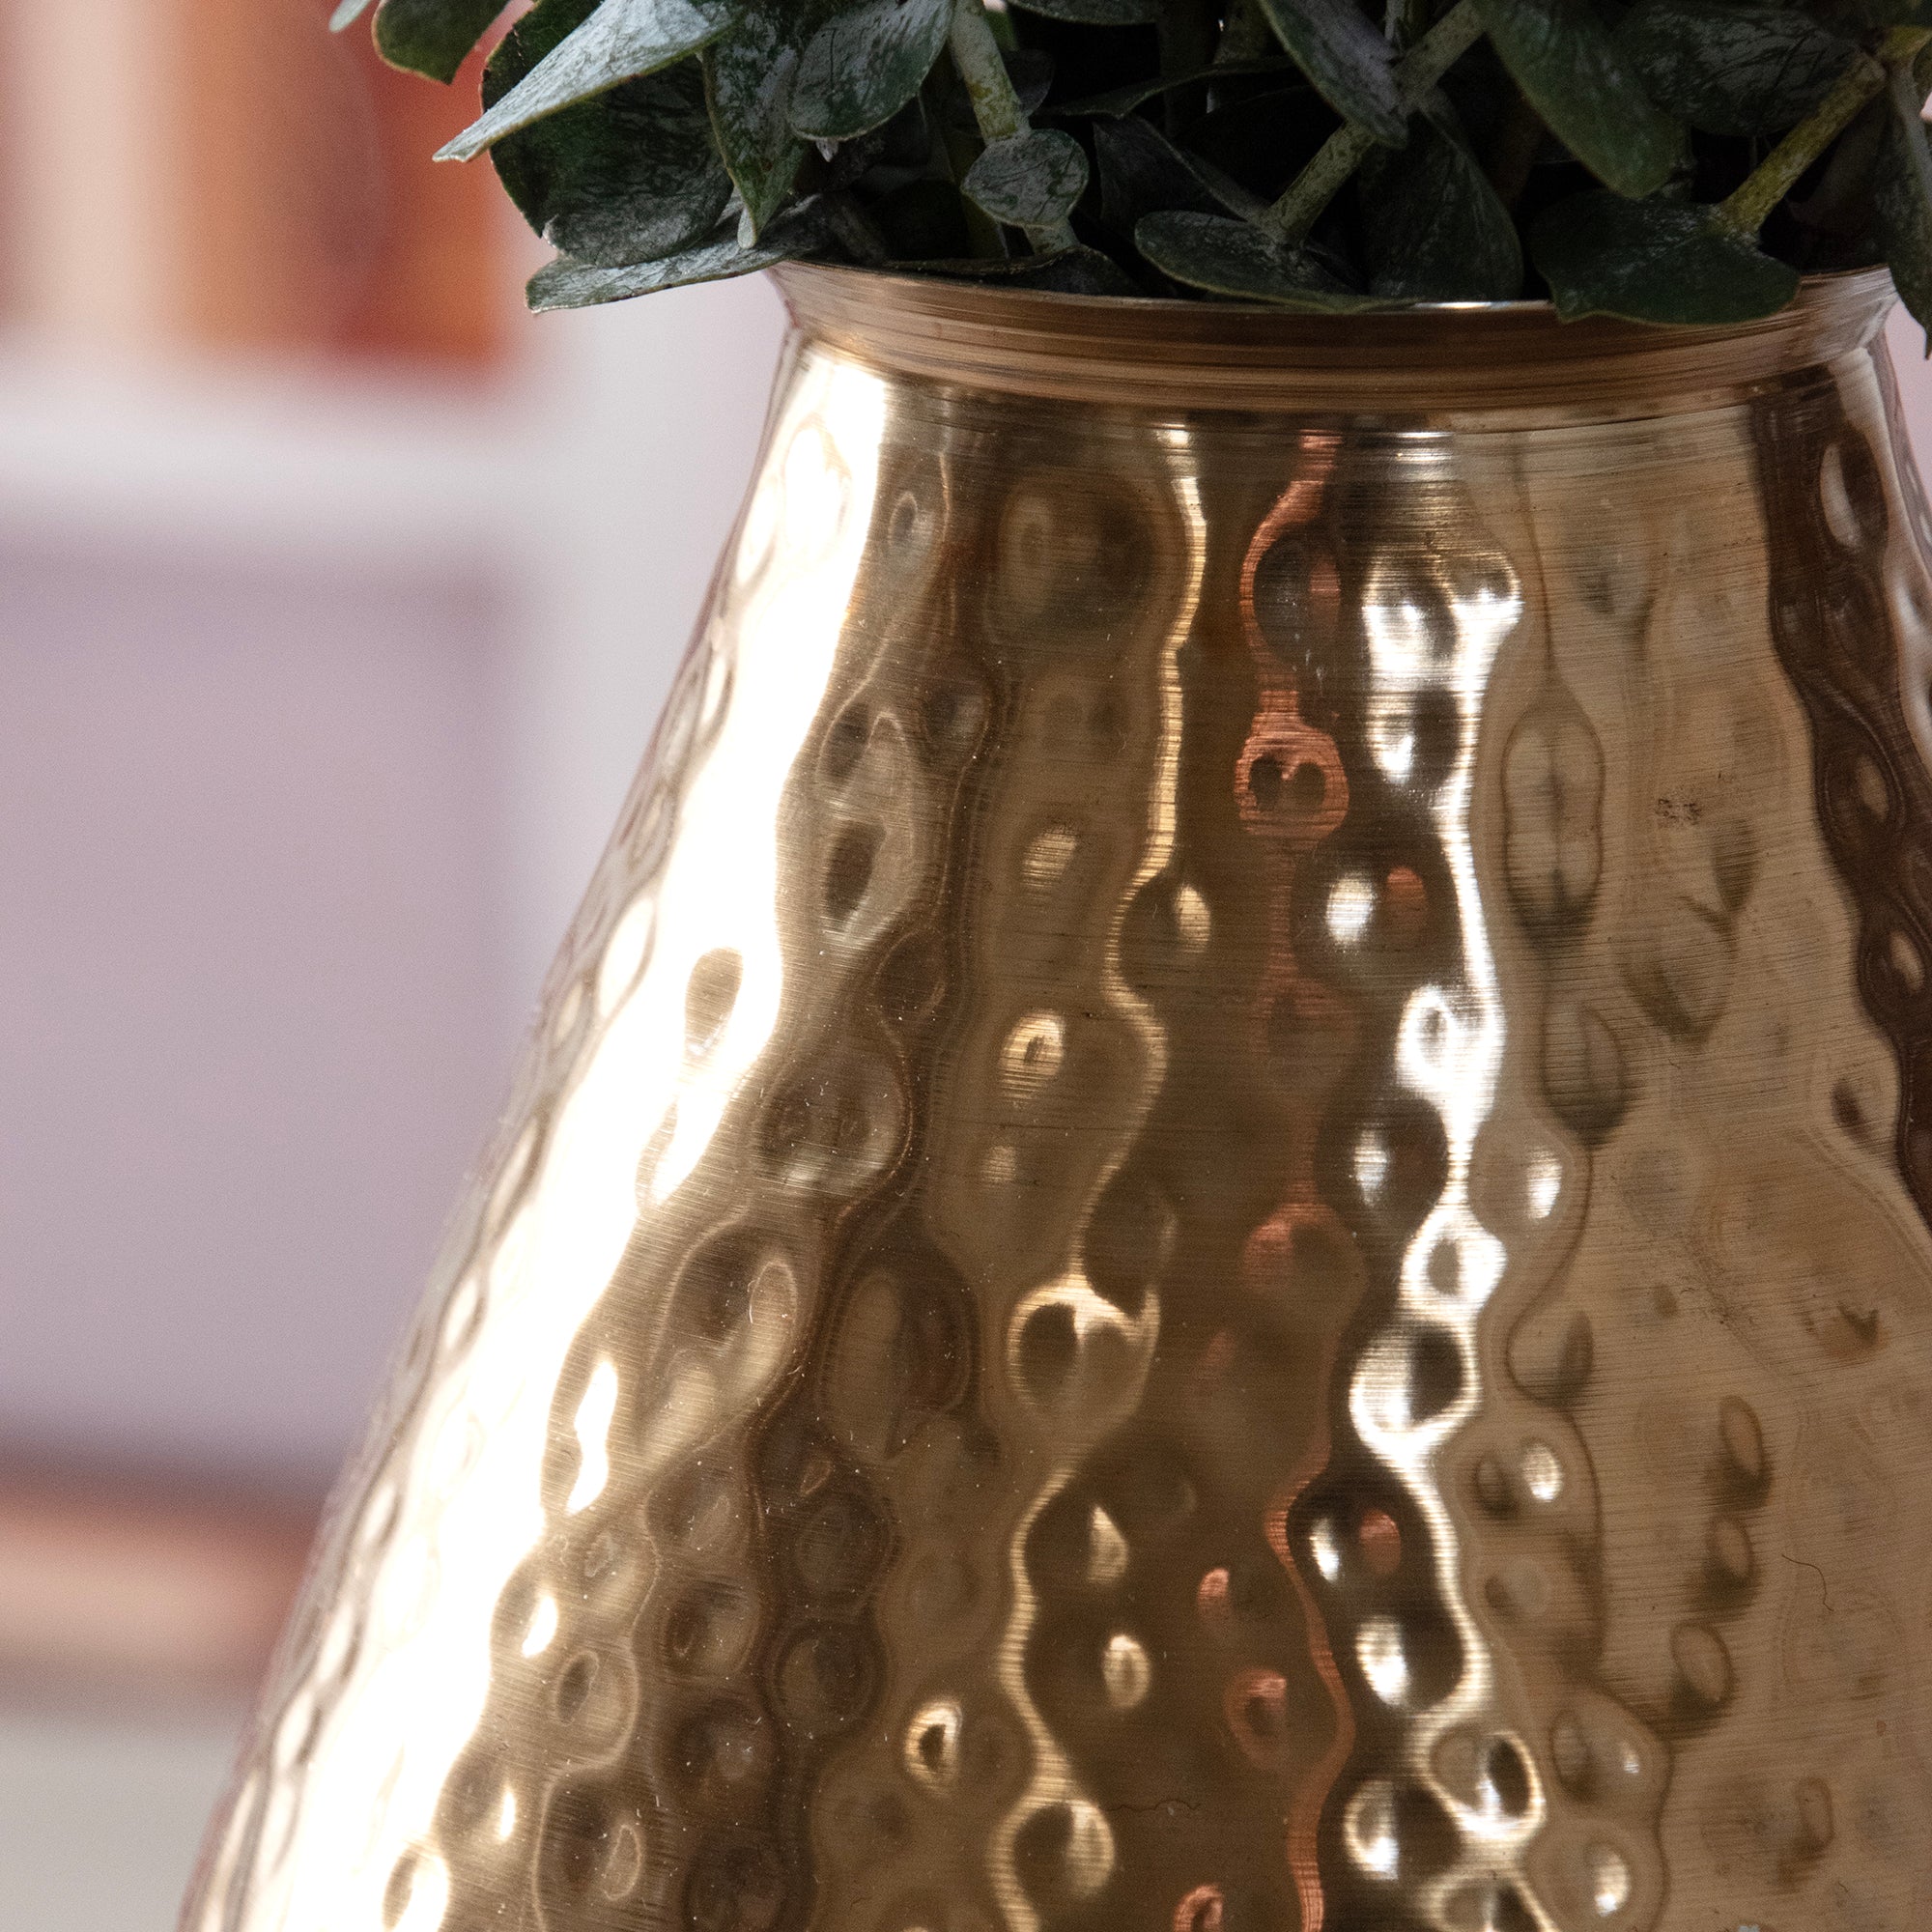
[0,542,508,1484]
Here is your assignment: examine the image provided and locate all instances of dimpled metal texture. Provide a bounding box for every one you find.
[185,267,1932,1932]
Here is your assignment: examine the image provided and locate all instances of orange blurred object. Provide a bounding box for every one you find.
[0,1466,317,1703]
[2,0,506,366]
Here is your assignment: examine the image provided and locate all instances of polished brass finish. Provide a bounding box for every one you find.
[773,263,1892,414]
[186,267,1932,1932]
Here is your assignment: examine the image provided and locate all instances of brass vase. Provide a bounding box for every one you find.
[185,266,1932,1932]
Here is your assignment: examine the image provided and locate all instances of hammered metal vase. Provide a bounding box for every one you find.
[186,266,1932,1932]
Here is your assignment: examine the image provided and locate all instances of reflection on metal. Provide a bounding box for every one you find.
[186,267,1932,1932]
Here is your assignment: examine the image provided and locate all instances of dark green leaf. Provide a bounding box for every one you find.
[868,178,975,256]
[528,206,829,308]
[1530,188,1798,321]
[810,91,931,190]
[483,0,591,112]
[790,0,955,140]
[1012,247,1145,296]
[901,245,1147,294]
[936,45,1056,130]
[1183,85,1327,201]
[1616,0,1855,137]
[1875,69,1932,330]
[1008,48,1057,116]
[440,0,733,159]
[370,0,508,82]
[876,89,937,164]
[1256,0,1406,145]
[1105,113,1283,221]
[1052,58,1301,119]
[490,32,733,267]
[1471,0,1687,196]
[703,0,805,233]
[1008,0,1160,26]
[963,128,1092,227]
[1093,114,1226,233]
[1786,91,1883,242]
[1359,105,1522,298]
[1135,209,1374,303]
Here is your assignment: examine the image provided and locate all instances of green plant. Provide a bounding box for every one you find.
[336,0,1932,322]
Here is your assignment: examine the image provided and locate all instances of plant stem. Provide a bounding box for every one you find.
[923,70,1009,259]
[1717,27,1927,238]
[1788,96,1885,241]
[949,0,1078,250]
[1259,0,1483,243]
[1383,0,1427,52]
[949,0,1022,142]
[1216,0,1274,65]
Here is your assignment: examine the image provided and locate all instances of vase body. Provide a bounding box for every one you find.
[186,267,1932,1932]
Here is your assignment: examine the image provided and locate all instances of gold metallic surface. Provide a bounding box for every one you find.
[187,268,1932,1932]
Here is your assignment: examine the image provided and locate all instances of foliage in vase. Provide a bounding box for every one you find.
[333,0,1932,325]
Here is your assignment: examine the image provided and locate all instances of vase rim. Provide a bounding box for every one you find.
[771,260,1897,417]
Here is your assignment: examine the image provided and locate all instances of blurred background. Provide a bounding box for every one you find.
[4,5,1932,1926]
[0,2,781,1921]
